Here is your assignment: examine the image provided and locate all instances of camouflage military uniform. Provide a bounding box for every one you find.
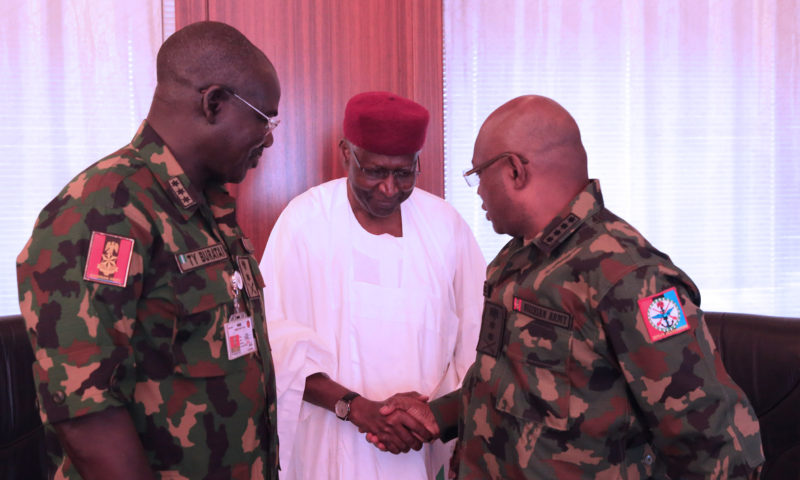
[16,122,279,479]
[430,180,763,479]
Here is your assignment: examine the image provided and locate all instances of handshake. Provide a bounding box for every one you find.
[348,392,440,455]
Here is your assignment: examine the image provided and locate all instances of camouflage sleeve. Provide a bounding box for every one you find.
[17,178,152,425]
[429,389,462,442]
[598,264,764,479]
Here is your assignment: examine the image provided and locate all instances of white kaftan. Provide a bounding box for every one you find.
[260,178,485,479]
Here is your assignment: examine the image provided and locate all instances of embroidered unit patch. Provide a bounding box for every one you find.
[638,287,690,342]
[83,232,135,287]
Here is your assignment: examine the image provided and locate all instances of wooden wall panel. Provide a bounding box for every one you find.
[176,0,444,260]
[174,0,207,24]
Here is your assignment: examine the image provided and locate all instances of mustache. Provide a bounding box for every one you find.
[249,146,264,160]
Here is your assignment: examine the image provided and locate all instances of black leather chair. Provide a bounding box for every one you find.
[704,312,800,480]
[0,314,49,479]
[2,312,799,479]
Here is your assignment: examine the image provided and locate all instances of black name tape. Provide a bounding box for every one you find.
[512,296,573,329]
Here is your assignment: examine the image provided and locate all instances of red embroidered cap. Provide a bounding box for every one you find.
[343,91,430,155]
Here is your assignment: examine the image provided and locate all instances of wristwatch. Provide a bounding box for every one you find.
[334,392,360,421]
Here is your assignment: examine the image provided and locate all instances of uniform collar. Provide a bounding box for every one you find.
[485,180,604,293]
[530,179,604,255]
[131,121,204,220]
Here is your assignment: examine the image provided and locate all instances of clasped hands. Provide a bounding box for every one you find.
[348,392,439,454]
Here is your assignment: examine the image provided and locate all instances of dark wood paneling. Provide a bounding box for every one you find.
[174,0,208,25]
[177,0,444,260]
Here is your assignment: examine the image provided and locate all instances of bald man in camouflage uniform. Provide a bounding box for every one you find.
[379,95,764,479]
[17,22,281,479]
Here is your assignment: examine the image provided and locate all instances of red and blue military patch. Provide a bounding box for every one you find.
[637,287,690,342]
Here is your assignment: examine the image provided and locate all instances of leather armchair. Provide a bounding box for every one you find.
[0,314,49,479]
[704,312,800,479]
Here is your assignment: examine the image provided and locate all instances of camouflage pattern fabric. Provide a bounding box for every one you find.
[16,121,279,479]
[431,180,763,479]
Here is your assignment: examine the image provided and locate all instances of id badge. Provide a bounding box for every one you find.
[224,312,257,360]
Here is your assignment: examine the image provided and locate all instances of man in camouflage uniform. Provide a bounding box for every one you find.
[379,95,764,479]
[16,21,281,479]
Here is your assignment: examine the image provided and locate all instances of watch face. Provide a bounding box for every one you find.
[335,400,348,419]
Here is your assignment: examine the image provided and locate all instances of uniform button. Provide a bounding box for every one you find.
[52,391,66,404]
[643,454,653,465]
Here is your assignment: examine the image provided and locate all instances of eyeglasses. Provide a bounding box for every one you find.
[350,147,420,189]
[228,90,280,136]
[462,152,514,187]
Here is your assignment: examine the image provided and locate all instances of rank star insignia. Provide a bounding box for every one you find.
[236,256,260,298]
[637,287,690,342]
[168,176,196,208]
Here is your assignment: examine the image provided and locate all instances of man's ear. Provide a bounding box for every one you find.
[339,139,351,168]
[200,85,227,124]
[507,153,528,189]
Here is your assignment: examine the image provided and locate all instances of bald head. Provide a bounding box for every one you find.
[156,21,274,95]
[472,95,589,238]
[479,95,587,181]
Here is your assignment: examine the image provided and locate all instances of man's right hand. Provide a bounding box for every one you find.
[362,393,440,453]
[302,374,437,454]
[350,392,436,454]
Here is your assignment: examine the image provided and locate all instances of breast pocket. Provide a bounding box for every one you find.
[171,261,252,377]
[494,307,575,431]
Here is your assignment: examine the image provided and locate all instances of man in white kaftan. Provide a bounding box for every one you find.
[259,92,485,479]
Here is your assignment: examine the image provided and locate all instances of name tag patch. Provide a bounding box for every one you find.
[638,287,690,342]
[84,232,135,287]
[512,297,573,329]
[175,244,229,273]
[476,300,506,357]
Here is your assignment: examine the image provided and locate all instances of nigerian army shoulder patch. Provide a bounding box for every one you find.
[637,287,690,342]
[83,231,135,287]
